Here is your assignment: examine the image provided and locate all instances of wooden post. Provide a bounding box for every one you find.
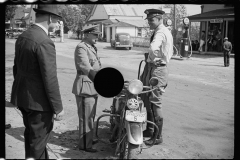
[225,20,228,38]
[205,21,208,52]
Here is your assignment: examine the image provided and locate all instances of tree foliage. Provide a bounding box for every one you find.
[57,4,94,33]
[5,5,18,21]
[163,4,200,41]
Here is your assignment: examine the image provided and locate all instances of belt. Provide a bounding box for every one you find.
[148,63,166,67]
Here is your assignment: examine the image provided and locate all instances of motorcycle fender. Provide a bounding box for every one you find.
[125,121,143,144]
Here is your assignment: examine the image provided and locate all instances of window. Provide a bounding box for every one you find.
[137,28,142,37]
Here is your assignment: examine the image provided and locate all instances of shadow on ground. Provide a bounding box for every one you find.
[5,121,118,159]
[198,64,225,67]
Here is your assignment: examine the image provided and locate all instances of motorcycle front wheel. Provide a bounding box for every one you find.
[127,143,139,159]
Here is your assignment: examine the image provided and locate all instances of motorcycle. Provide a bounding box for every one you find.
[95,60,161,159]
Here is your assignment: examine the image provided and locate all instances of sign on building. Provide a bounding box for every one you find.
[210,19,223,23]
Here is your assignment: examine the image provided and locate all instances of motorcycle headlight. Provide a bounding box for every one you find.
[127,98,139,110]
[128,79,143,95]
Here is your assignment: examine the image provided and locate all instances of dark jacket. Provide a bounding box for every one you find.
[10,24,63,114]
[72,39,101,97]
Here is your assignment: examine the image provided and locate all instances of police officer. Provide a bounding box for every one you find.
[72,26,102,152]
[140,9,173,145]
[223,37,232,67]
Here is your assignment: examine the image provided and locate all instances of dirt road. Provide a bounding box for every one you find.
[5,38,234,159]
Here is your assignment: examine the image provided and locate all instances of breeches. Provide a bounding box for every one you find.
[75,95,98,149]
[140,63,168,112]
[19,108,54,159]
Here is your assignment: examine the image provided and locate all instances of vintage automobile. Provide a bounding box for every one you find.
[7,28,25,39]
[111,33,133,50]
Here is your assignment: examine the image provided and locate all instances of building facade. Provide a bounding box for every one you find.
[188,4,234,53]
[85,4,165,43]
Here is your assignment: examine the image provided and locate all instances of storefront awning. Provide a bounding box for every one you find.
[188,8,234,21]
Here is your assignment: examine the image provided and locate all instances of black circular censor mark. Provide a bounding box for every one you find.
[94,67,124,98]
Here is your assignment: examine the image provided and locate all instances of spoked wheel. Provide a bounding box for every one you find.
[118,130,128,159]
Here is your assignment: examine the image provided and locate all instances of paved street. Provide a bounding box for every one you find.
[5,38,234,159]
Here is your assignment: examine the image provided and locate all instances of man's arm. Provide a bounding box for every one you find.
[36,39,63,114]
[13,40,19,79]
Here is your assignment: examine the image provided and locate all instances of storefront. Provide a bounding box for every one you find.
[188,7,234,53]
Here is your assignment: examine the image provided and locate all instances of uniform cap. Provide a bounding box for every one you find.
[33,5,62,18]
[144,9,165,20]
[82,26,101,35]
[224,37,228,40]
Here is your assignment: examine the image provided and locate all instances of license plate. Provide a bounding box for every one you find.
[125,110,146,122]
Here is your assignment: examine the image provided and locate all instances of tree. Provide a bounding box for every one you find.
[57,4,94,35]
[5,5,17,21]
[189,22,200,41]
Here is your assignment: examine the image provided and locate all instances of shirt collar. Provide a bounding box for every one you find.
[34,23,48,35]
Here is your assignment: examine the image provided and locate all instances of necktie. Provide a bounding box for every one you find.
[150,31,155,43]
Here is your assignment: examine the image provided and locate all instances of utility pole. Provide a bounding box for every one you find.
[173,4,177,47]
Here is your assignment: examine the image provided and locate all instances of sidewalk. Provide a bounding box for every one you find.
[188,50,235,58]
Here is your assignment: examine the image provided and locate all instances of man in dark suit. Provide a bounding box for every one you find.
[72,26,102,152]
[10,5,64,159]
[223,37,232,67]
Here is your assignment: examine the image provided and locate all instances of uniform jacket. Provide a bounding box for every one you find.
[72,39,101,97]
[10,24,63,114]
[147,24,173,64]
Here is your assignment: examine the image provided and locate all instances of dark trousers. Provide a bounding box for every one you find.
[19,108,54,159]
[223,51,230,66]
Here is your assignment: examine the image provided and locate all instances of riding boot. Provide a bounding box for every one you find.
[143,112,154,137]
[144,117,163,145]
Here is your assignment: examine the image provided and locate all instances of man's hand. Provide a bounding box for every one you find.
[153,57,163,65]
[54,109,64,121]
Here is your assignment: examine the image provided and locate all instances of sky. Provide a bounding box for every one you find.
[24,4,202,17]
[185,4,202,16]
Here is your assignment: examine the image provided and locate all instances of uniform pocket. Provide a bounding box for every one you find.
[80,76,98,96]
[151,67,168,87]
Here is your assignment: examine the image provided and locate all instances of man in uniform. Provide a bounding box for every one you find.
[223,37,232,67]
[10,5,64,159]
[140,9,173,145]
[72,26,102,152]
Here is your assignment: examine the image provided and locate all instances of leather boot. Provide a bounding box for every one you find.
[144,117,163,145]
[143,112,154,137]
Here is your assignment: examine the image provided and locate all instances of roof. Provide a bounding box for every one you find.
[86,19,119,25]
[106,21,136,28]
[86,4,164,23]
[104,4,163,18]
[188,8,234,20]
[118,19,148,28]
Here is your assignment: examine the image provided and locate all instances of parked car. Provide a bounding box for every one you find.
[55,29,60,37]
[111,33,133,50]
[7,28,25,39]
[5,29,11,37]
